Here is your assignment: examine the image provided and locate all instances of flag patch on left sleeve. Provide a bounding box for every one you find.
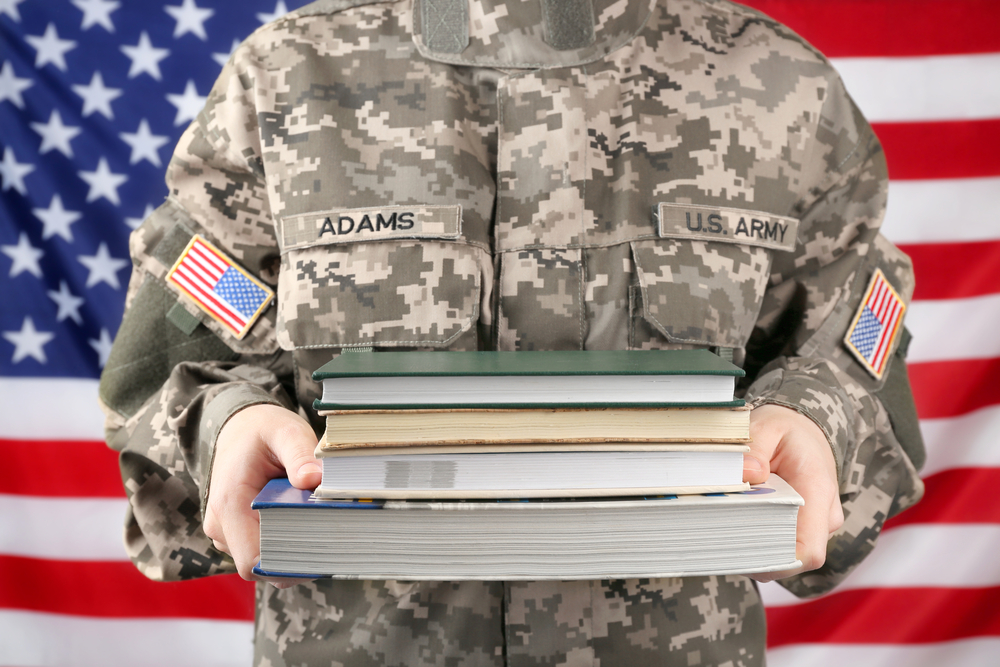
[166,235,274,340]
[844,268,906,379]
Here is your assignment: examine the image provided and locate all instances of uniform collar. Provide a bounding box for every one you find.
[412,0,658,69]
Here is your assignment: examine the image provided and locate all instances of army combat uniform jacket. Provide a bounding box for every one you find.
[99,0,926,664]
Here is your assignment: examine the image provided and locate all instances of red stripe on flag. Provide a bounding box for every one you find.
[875,119,1000,180]
[189,241,228,278]
[0,439,123,498]
[902,240,1000,301]
[0,556,255,620]
[872,295,902,376]
[192,241,230,275]
[885,468,1000,529]
[741,0,1000,57]
[909,358,1000,420]
[766,586,1000,646]
[179,253,223,288]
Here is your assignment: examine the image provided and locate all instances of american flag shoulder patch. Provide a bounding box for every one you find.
[166,235,275,340]
[844,268,906,380]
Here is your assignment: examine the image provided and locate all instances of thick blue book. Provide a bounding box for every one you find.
[251,477,802,581]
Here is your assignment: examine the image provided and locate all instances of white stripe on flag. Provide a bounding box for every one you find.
[869,279,901,373]
[905,293,1000,363]
[6,374,1000,476]
[191,240,228,275]
[882,177,1000,245]
[759,524,1000,608]
[0,609,253,667]
[177,254,222,291]
[766,637,1000,667]
[0,378,104,440]
[0,494,129,561]
[831,53,1000,122]
[922,405,1000,477]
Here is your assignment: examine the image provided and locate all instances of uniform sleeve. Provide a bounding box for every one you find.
[98,45,297,582]
[742,73,925,597]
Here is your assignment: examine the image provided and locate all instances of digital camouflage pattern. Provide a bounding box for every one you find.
[99,0,925,664]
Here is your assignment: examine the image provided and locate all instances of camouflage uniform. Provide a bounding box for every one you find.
[99,0,926,664]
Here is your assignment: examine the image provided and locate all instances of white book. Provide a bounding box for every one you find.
[314,443,751,499]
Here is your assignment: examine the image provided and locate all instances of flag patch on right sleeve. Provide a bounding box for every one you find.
[844,269,906,380]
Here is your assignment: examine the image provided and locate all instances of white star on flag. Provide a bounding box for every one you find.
[79,158,128,205]
[71,0,120,31]
[72,71,123,119]
[78,242,128,289]
[165,0,215,40]
[89,329,114,367]
[257,1,291,24]
[0,61,33,107]
[166,80,207,126]
[212,39,241,67]
[120,119,170,166]
[121,31,171,80]
[48,281,86,324]
[2,317,55,364]
[2,232,44,278]
[25,23,77,71]
[0,0,27,22]
[0,147,34,194]
[34,195,83,243]
[125,204,156,231]
[30,110,82,158]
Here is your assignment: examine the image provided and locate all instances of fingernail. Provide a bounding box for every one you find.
[298,462,322,476]
[743,455,763,472]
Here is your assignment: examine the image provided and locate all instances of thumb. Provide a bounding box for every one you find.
[257,405,323,490]
[742,452,770,485]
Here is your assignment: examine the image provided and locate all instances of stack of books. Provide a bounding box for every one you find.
[253,350,802,580]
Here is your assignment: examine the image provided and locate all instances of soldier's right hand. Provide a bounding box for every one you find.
[203,403,322,586]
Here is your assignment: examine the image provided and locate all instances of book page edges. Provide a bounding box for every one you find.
[254,559,802,581]
[311,482,752,499]
[315,442,751,457]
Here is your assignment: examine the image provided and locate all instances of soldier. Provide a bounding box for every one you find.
[99,0,926,664]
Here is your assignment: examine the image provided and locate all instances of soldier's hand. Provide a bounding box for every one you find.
[742,404,844,582]
[203,403,322,587]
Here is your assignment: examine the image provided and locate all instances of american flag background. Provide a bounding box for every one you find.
[0,0,997,664]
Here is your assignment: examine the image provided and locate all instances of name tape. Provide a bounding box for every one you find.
[657,203,798,252]
[280,205,462,251]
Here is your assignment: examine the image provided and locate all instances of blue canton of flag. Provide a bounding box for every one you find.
[0,0,309,379]
[844,268,906,379]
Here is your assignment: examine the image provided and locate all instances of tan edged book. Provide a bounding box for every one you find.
[316,406,751,451]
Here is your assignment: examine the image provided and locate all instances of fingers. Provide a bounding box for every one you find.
[205,403,321,581]
[746,404,843,581]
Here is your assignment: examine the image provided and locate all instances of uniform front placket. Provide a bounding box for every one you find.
[495,68,592,352]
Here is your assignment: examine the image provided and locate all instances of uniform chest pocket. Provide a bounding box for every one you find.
[275,207,484,351]
[630,204,799,349]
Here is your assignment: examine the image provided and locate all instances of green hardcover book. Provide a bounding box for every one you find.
[313,349,745,410]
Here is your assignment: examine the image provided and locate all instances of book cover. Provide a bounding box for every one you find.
[313,349,746,379]
[313,350,745,410]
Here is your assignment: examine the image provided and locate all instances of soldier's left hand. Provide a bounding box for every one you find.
[742,403,844,582]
